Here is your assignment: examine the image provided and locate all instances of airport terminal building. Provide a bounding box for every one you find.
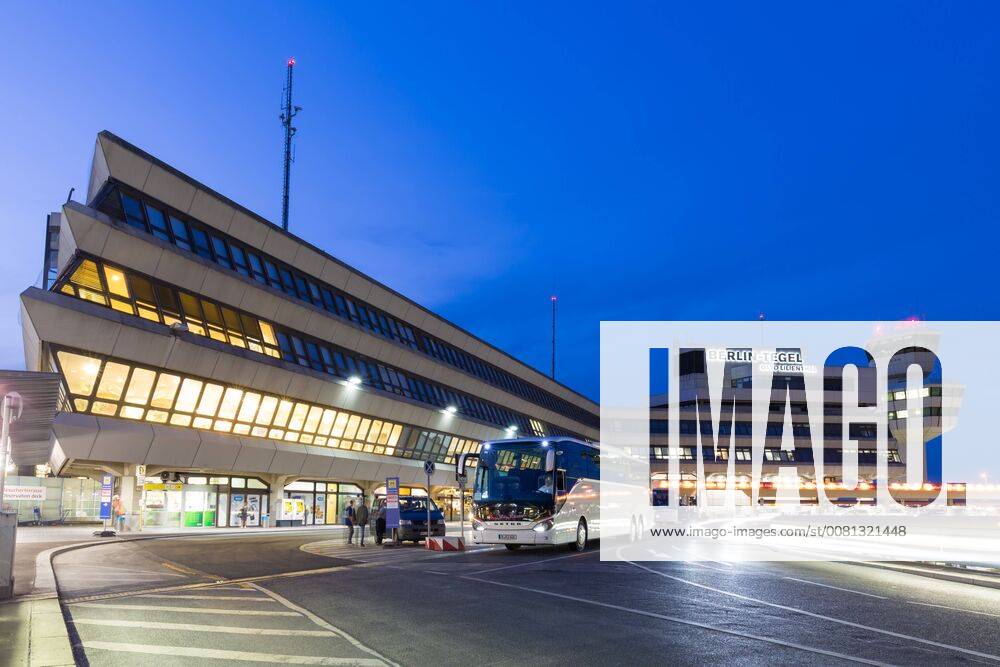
[19,132,599,528]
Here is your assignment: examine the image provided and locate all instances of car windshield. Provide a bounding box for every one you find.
[399,497,437,512]
[474,444,554,506]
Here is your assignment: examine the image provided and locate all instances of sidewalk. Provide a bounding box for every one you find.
[0,597,74,666]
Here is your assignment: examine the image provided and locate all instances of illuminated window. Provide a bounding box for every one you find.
[92,401,117,416]
[331,413,349,438]
[259,321,278,346]
[103,266,130,298]
[217,388,243,421]
[175,378,203,413]
[272,400,294,428]
[287,403,309,432]
[73,398,89,412]
[170,413,192,427]
[343,415,361,440]
[146,410,168,424]
[124,368,156,405]
[120,405,145,420]
[196,383,224,416]
[151,374,180,409]
[356,418,372,442]
[237,392,262,422]
[57,351,101,396]
[317,409,337,435]
[303,406,323,434]
[256,396,278,425]
[96,362,129,401]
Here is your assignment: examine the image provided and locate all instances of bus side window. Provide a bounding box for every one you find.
[556,470,566,493]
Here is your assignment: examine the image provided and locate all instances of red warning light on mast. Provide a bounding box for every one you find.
[287,57,296,67]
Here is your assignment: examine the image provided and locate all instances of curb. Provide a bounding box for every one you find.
[857,561,1000,590]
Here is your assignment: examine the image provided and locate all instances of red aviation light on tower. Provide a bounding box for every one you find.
[551,295,557,302]
[288,57,296,67]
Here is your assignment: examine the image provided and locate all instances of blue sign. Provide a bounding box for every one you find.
[385,477,400,529]
[99,474,113,520]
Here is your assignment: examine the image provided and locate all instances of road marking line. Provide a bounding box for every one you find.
[80,641,387,665]
[72,618,332,636]
[782,576,888,600]
[134,594,275,601]
[468,550,597,575]
[249,583,397,667]
[628,557,1000,662]
[907,600,1000,619]
[162,561,202,576]
[57,565,187,577]
[72,602,299,616]
[460,575,891,666]
[62,561,385,604]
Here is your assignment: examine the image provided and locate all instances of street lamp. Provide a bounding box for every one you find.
[345,376,362,389]
[441,405,457,415]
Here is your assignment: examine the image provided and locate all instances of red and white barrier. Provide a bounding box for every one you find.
[426,536,465,551]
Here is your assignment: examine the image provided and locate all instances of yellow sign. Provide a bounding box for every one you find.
[144,482,183,492]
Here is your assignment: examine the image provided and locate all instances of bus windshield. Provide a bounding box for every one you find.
[474,444,554,507]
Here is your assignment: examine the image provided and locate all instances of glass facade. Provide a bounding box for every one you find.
[95,183,597,430]
[51,348,481,465]
[54,256,562,437]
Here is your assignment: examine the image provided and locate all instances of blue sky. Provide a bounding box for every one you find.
[1,3,998,401]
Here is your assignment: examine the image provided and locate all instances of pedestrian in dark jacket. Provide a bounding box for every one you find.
[345,500,355,544]
[355,497,370,547]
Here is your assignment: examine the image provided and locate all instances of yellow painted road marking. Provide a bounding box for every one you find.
[161,561,202,576]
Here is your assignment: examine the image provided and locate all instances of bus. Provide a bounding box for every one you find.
[469,437,601,551]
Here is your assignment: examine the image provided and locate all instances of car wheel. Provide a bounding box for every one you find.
[572,518,588,552]
[505,544,521,551]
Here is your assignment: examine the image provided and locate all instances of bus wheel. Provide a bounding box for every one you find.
[572,519,588,552]
[505,544,521,551]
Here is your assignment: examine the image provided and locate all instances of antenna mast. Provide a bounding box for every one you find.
[280,57,302,231]
[551,295,557,379]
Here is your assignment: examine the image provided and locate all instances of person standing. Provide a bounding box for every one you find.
[355,496,370,547]
[111,494,125,532]
[238,501,249,528]
[345,499,355,544]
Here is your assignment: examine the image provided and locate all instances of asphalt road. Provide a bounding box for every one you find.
[52,530,1000,666]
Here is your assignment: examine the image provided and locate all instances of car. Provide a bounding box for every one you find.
[370,496,446,544]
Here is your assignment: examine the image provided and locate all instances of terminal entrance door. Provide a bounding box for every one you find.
[229,492,266,527]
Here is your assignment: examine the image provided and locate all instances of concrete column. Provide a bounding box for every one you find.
[118,464,143,532]
[263,474,294,527]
